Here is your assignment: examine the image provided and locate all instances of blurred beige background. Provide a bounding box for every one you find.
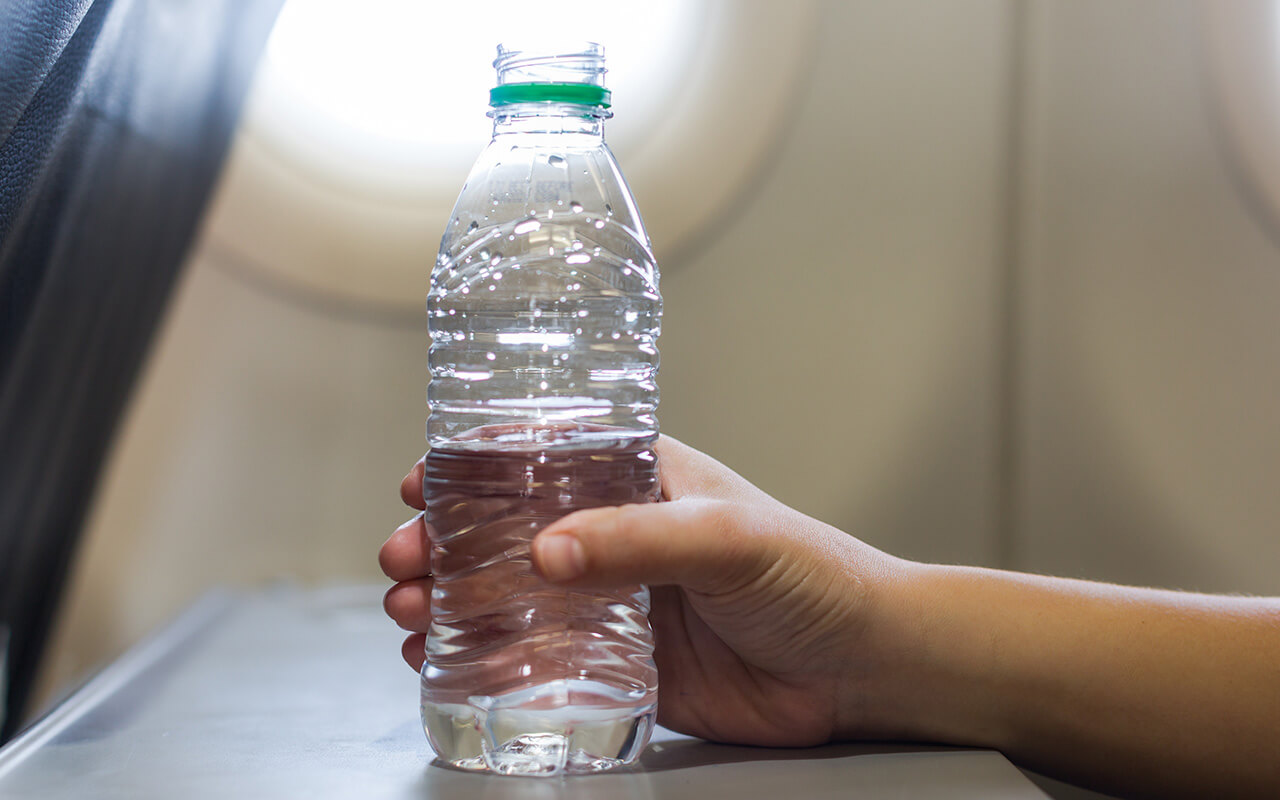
[34,0,1280,738]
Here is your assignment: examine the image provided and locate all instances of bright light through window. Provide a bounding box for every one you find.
[209,0,817,310]
[252,0,700,194]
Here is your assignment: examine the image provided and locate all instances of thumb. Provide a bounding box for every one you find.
[531,498,769,595]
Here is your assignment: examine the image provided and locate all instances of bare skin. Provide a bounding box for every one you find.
[381,436,1280,799]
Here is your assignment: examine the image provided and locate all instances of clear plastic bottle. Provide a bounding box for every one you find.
[421,43,661,776]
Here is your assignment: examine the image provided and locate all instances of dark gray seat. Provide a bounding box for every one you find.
[0,0,282,742]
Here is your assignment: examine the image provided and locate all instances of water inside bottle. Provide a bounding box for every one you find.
[420,423,659,775]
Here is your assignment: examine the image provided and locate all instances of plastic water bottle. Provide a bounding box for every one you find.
[421,42,661,776]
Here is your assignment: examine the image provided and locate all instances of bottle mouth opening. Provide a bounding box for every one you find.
[493,42,606,82]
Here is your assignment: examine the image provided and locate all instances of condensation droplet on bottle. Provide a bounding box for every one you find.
[570,201,583,213]
[605,203,613,216]
[539,381,548,390]
[624,310,638,322]
[547,154,565,167]
[577,309,589,317]
[611,332,621,340]
[486,352,496,361]
[594,219,605,229]
[533,308,542,318]
[467,220,479,233]
[490,256,501,266]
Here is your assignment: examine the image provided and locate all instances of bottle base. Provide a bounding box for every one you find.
[422,682,656,777]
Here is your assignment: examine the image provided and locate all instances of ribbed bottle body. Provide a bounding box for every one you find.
[428,134,660,447]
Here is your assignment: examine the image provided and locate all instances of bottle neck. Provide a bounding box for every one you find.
[490,103,606,140]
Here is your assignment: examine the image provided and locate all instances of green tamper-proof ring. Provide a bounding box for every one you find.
[489,82,612,108]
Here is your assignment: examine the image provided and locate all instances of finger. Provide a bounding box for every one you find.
[384,577,435,633]
[379,513,431,581]
[531,498,771,595]
[401,458,426,510]
[655,435,754,502]
[401,633,426,671]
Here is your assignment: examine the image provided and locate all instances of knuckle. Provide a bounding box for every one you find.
[574,504,646,575]
[611,503,647,537]
[612,503,657,557]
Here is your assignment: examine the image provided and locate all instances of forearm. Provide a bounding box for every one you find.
[861,562,1280,798]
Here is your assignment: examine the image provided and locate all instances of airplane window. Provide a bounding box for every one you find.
[202,0,818,315]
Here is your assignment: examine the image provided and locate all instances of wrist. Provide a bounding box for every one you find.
[830,553,930,741]
[835,560,1011,750]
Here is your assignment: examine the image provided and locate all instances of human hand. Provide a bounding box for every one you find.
[383,437,1280,797]
[381,436,910,747]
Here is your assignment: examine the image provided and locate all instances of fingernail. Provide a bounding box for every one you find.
[537,533,586,582]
